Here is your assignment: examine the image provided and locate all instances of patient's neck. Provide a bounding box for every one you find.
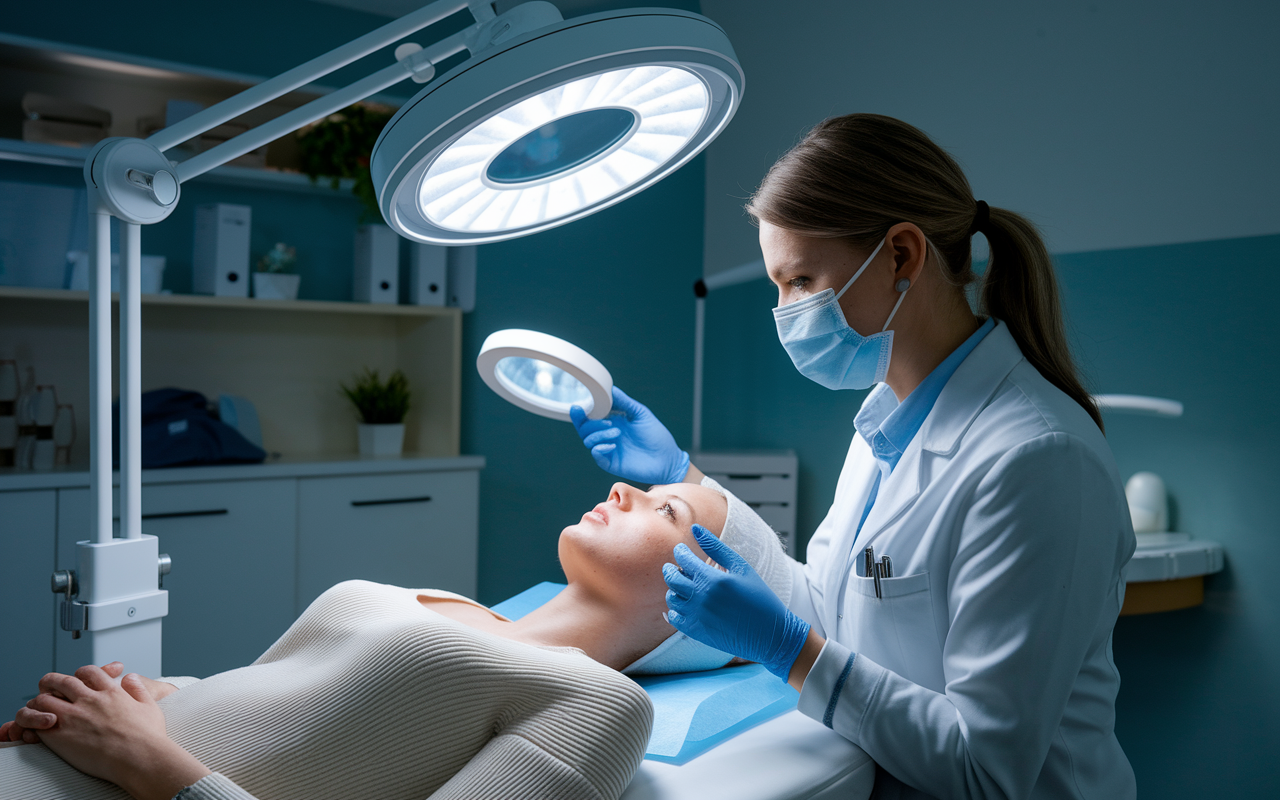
[503,583,669,672]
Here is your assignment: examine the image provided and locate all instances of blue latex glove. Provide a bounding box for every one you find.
[570,386,690,485]
[663,525,812,682]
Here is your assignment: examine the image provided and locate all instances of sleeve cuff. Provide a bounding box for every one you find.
[796,639,887,738]
[176,773,258,800]
[159,676,202,690]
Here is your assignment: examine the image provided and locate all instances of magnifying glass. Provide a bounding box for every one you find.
[477,329,613,421]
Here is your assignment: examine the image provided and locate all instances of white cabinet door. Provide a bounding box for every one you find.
[297,470,478,610]
[56,479,297,679]
[0,490,56,717]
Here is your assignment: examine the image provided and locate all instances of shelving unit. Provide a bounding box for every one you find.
[0,285,454,317]
[0,36,465,468]
[0,137,357,195]
[1,287,464,467]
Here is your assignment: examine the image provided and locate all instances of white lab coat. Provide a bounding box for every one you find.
[787,321,1137,800]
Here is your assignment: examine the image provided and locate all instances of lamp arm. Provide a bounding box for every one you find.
[175,50,444,182]
[147,0,475,153]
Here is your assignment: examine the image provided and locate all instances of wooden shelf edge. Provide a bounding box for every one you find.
[0,285,461,318]
[1120,575,1204,616]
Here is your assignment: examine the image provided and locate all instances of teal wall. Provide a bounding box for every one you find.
[701,233,1280,797]
[464,163,704,603]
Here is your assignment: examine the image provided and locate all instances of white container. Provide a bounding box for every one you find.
[358,423,405,456]
[353,224,399,304]
[252,272,301,300]
[193,203,252,297]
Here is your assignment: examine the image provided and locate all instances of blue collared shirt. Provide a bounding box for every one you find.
[851,317,996,542]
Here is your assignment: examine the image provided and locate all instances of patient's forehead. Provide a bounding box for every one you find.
[651,484,727,536]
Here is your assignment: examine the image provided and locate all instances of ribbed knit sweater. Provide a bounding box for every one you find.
[0,580,654,800]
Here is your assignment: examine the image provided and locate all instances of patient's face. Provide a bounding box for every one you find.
[559,483,728,607]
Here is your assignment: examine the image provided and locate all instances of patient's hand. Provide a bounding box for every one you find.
[2,662,178,744]
[22,665,210,800]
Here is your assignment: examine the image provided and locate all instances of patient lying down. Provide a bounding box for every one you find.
[0,482,734,800]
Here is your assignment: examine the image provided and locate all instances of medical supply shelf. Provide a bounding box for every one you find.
[0,454,482,715]
[1119,535,1225,616]
[0,285,458,316]
[0,288,465,466]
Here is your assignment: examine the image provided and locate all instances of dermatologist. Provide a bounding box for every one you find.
[570,113,1137,799]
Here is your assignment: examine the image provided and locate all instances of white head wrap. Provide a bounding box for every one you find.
[621,476,794,675]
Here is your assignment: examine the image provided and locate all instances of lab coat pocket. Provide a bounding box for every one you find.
[848,570,945,691]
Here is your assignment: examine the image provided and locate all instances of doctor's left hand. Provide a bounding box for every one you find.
[664,525,812,683]
[20,666,210,800]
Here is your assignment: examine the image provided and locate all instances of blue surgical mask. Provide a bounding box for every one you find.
[773,238,909,390]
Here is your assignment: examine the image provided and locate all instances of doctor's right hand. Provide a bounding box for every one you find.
[571,387,690,485]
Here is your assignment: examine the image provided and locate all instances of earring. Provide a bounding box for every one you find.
[895,278,911,292]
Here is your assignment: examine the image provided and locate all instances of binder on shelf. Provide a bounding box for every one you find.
[193,204,251,298]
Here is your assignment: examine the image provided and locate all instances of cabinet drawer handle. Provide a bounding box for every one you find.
[351,496,432,507]
[137,509,229,520]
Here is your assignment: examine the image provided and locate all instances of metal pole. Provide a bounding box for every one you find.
[147,0,470,152]
[119,222,143,540]
[692,295,705,454]
[88,208,113,544]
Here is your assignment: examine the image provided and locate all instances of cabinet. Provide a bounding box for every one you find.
[0,455,481,699]
[297,470,479,609]
[53,479,298,677]
[0,490,56,716]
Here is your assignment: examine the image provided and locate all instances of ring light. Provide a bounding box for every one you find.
[372,7,743,245]
[477,329,612,421]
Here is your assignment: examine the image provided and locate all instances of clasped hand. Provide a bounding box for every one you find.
[1,663,207,800]
[663,524,811,682]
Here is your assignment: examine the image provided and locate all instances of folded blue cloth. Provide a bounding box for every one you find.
[492,582,799,764]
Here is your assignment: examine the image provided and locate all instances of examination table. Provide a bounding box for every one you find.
[622,709,875,800]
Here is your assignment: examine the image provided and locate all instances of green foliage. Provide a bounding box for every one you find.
[256,242,297,274]
[296,104,395,224]
[340,368,412,424]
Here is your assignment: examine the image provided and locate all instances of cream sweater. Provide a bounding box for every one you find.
[0,581,653,800]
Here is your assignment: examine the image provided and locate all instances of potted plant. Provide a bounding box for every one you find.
[341,368,411,456]
[253,242,300,300]
[296,103,395,224]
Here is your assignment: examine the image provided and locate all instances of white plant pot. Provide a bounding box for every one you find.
[358,423,405,457]
[253,272,301,300]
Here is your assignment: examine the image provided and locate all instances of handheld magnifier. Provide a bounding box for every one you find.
[477,329,613,421]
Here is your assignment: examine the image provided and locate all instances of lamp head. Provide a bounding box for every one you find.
[371,6,742,245]
[477,329,612,421]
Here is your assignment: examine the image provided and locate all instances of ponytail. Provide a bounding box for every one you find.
[746,113,1103,431]
[981,209,1103,430]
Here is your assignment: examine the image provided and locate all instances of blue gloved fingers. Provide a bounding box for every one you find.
[665,589,691,616]
[609,386,647,421]
[662,562,696,597]
[571,409,613,438]
[589,443,616,470]
[672,542,717,579]
[691,524,749,574]
[665,609,689,632]
[582,427,622,449]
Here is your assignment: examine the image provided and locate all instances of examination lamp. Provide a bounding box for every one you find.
[66,0,742,677]
[478,329,612,421]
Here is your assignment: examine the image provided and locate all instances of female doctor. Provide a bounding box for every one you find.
[571,114,1137,799]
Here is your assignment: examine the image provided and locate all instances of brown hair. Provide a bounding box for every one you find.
[746,113,1102,430]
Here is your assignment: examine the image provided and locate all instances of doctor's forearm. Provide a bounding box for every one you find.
[787,629,826,692]
[682,464,705,484]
